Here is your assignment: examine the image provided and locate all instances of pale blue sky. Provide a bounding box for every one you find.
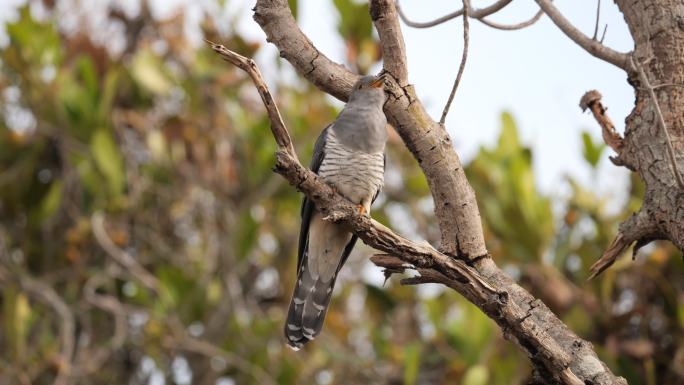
[1,0,634,200]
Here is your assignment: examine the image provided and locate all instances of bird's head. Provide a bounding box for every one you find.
[349,74,387,105]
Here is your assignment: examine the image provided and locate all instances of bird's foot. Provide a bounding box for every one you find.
[356,204,366,216]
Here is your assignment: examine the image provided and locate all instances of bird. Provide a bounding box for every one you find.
[284,74,388,350]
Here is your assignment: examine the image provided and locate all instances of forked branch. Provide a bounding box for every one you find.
[535,0,631,71]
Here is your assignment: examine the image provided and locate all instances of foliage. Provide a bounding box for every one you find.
[0,2,682,385]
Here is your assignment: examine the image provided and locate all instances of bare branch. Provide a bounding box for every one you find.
[252,0,358,101]
[588,233,630,280]
[395,0,511,28]
[75,274,128,375]
[589,208,659,279]
[165,320,277,385]
[477,8,544,31]
[579,90,624,154]
[535,0,632,71]
[440,0,470,125]
[592,0,601,40]
[91,211,160,292]
[632,56,684,189]
[0,266,75,385]
[370,0,409,83]
[600,24,608,43]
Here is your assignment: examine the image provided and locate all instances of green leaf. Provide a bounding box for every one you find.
[288,0,298,20]
[37,179,63,221]
[497,111,521,156]
[581,131,605,168]
[462,365,489,385]
[333,0,373,41]
[90,128,125,195]
[403,343,421,385]
[131,50,172,95]
[3,287,31,359]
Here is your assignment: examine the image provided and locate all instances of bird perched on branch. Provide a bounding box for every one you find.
[285,74,388,350]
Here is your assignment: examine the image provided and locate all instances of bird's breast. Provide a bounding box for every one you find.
[318,130,384,205]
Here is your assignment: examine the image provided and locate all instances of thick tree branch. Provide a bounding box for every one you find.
[370,0,408,84]
[252,0,359,102]
[535,0,632,71]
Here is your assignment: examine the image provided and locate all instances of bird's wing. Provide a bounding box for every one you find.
[296,125,330,273]
[286,124,363,349]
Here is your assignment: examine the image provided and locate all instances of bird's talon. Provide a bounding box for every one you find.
[357,205,366,215]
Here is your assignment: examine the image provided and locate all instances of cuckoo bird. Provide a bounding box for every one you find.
[285,75,388,350]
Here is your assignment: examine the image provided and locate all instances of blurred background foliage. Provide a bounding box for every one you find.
[0,1,683,385]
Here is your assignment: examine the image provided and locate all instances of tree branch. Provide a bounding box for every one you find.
[208,39,625,384]
[395,0,511,28]
[370,0,409,83]
[579,90,622,153]
[440,0,470,125]
[92,211,159,293]
[477,7,545,31]
[589,209,659,279]
[0,266,75,385]
[252,0,358,102]
[535,0,632,71]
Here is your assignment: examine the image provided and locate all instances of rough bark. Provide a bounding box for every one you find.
[244,0,639,383]
[615,0,684,251]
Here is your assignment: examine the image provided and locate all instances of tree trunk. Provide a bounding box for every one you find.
[615,0,684,251]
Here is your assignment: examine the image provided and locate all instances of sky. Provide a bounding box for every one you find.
[0,0,635,201]
[228,0,635,202]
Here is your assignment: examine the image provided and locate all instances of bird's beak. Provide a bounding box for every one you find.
[370,75,386,88]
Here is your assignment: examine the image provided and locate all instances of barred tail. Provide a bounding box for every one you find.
[284,260,337,350]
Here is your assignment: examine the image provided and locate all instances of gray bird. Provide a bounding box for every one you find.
[285,74,388,350]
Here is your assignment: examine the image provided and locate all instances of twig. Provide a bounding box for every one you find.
[600,24,608,44]
[165,320,277,385]
[535,0,631,71]
[440,0,470,125]
[588,233,629,280]
[579,90,623,153]
[91,211,160,292]
[76,274,128,375]
[0,266,75,385]
[395,0,511,28]
[204,40,296,157]
[477,8,544,31]
[589,207,658,279]
[592,0,601,40]
[632,56,684,189]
